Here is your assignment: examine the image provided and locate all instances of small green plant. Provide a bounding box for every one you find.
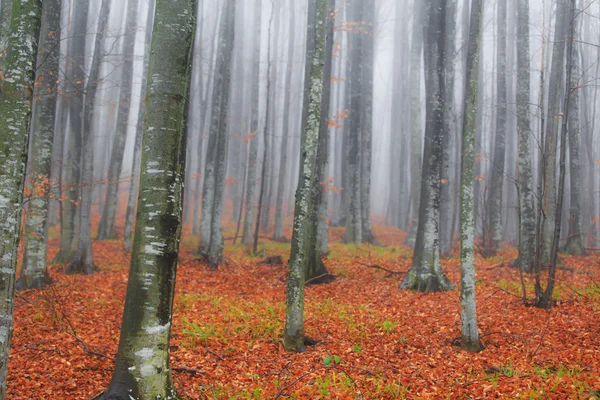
[382,320,397,334]
[324,355,341,366]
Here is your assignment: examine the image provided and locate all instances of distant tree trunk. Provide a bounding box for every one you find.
[406,0,423,247]
[16,0,62,290]
[54,0,89,264]
[273,0,296,242]
[283,0,333,353]
[98,0,195,397]
[535,0,575,309]
[199,0,233,257]
[440,0,457,256]
[203,0,235,268]
[515,0,536,273]
[344,0,363,244]
[564,28,584,256]
[66,0,112,275]
[401,0,453,293]
[540,1,569,260]
[124,0,154,252]
[485,0,507,256]
[0,0,43,395]
[253,2,275,254]
[458,0,484,353]
[359,0,377,245]
[97,0,139,241]
[242,0,262,247]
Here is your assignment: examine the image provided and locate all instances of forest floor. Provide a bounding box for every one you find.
[7,219,600,399]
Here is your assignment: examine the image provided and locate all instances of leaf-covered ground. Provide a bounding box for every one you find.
[8,222,600,399]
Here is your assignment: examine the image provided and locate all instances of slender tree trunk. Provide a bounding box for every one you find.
[54,0,90,264]
[0,0,43,395]
[66,0,112,275]
[401,0,453,293]
[206,0,235,269]
[272,0,296,242]
[406,0,424,246]
[253,1,275,254]
[485,0,508,256]
[17,0,62,290]
[283,0,333,353]
[97,0,139,241]
[459,0,484,353]
[344,0,363,244]
[564,26,584,256]
[242,0,262,246]
[99,0,195,397]
[124,0,155,253]
[515,0,536,273]
[535,0,575,309]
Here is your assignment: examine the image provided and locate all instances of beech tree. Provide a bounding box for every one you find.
[459,0,484,353]
[0,0,43,395]
[283,0,334,353]
[99,0,196,397]
[400,0,452,292]
[17,0,62,290]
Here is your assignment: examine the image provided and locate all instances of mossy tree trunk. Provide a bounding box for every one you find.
[0,0,43,396]
[16,0,62,290]
[283,0,334,353]
[458,0,484,353]
[99,0,196,398]
[400,0,453,293]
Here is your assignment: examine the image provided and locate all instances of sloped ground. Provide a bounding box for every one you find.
[8,225,600,399]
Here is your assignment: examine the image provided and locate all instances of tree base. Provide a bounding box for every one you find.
[271,235,290,243]
[460,337,484,353]
[96,386,183,400]
[65,258,98,275]
[15,273,51,290]
[400,271,453,293]
[282,335,320,353]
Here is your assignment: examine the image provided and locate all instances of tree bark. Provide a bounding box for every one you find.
[401,0,453,293]
[0,0,43,395]
[283,0,333,353]
[459,0,484,353]
[16,0,62,290]
[99,0,195,397]
[97,0,139,241]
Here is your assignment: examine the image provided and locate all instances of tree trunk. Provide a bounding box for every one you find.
[66,0,112,275]
[99,0,195,397]
[564,26,584,256]
[0,0,43,396]
[401,0,453,293]
[124,0,155,253]
[242,0,262,247]
[485,0,508,256]
[535,0,576,309]
[283,0,333,353]
[272,0,296,242]
[16,0,62,290]
[206,0,235,268]
[515,0,536,273]
[458,0,484,353]
[97,0,139,241]
[406,0,424,247]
